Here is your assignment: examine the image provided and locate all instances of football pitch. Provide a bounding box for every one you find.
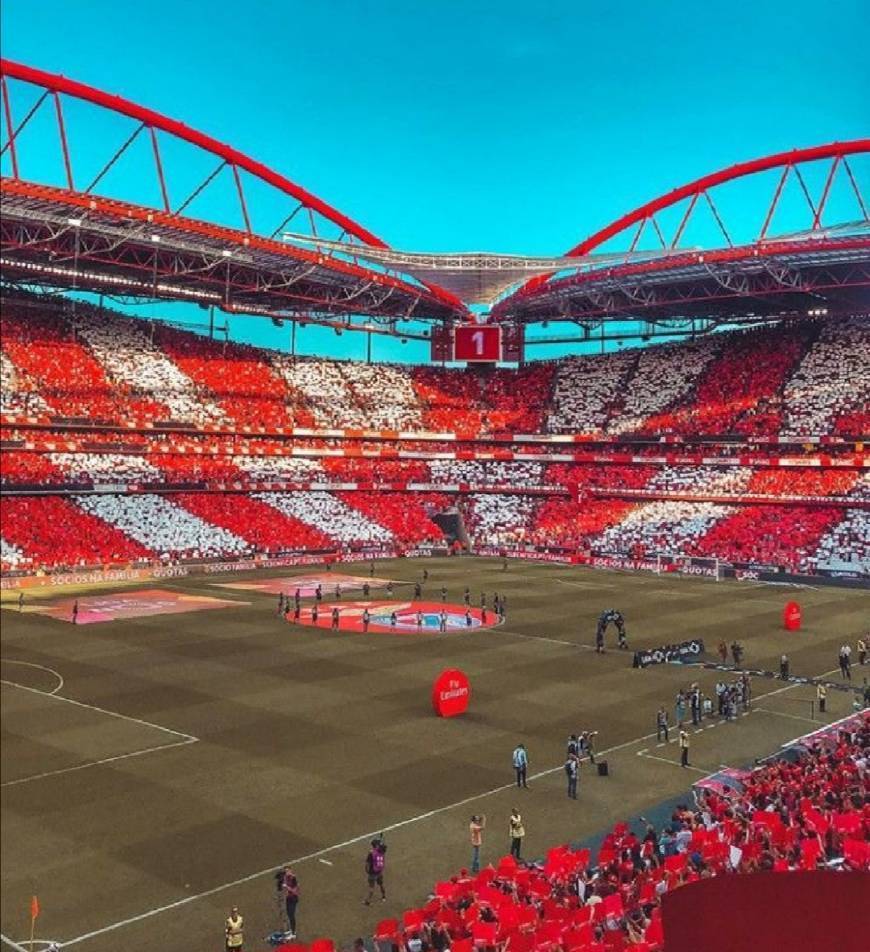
[1,557,867,950]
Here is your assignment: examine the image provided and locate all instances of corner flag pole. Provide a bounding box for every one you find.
[29,895,39,946]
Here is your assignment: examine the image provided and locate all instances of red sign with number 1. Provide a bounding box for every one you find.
[454,325,501,362]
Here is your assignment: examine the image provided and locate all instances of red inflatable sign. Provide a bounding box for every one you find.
[432,668,471,717]
[783,601,802,631]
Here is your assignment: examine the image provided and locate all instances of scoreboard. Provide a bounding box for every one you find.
[454,325,501,361]
[430,323,525,363]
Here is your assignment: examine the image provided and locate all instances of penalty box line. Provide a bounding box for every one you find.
[0,934,29,951]
[0,679,199,788]
[44,666,843,948]
[636,667,845,773]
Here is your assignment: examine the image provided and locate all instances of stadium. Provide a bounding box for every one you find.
[1,8,869,952]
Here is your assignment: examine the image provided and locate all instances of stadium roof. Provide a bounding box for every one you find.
[281,235,690,306]
[1,59,868,335]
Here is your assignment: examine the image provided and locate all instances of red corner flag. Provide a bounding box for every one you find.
[30,895,39,920]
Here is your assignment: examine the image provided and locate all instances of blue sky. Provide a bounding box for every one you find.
[2,0,868,362]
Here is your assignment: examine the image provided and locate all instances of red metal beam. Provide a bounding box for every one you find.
[52,91,74,190]
[812,157,840,230]
[0,76,19,179]
[149,126,170,213]
[759,165,791,241]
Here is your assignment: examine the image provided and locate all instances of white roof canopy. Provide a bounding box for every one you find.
[283,234,688,307]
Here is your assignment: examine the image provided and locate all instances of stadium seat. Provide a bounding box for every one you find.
[372,918,399,941]
[308,940,335,952]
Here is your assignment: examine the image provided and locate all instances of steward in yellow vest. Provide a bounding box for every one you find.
[225,907,244,951]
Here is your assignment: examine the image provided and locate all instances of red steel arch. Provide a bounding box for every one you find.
[503,140,870,308]
[567,140,870,257]
[0,59,468,317]
[0,58,386,246]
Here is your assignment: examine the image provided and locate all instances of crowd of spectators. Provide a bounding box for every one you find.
[172,493,335,553]
[346,361,428,431]
[48,452,163,484]
[645,466,753,496]
[254,491,394,545]
[335,492,448,545]
[781,317,870,437]
[319,458,431,484]
[546,351,637,434]
[0,495,152,569]
[152,324,315,429]
[606,337,721,436]
[525,498,639,550]
[850,473,870,500]
[637,326,810,436]
[745,468,859,498]
[148,454,245,483]
[75,493,251,560]
[428,460,546,488]
[588,501,736,558]
[1,303,166,420]
[0,451,66,486]
[231,456,326,482]
[412,366,554,435]
[806,508,870,573]
[0,350,48,416]
[463,494,540,546]
[3,489,863,573]
[685,505,846,570]
[2,294,867,574]
[477,362,554,434]
[273,355,408,430]
[72,310,225,425]
[372,714,869,951]
[2,295,867,439]
[0,537,25,570]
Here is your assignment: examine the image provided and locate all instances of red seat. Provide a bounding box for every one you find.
[471,921,498,946]
[603,931,625,951]
[310,940,335,952]
[373,918,399,941]
[402,909,425,929]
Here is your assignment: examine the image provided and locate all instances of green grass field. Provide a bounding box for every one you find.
[1,557,867,951]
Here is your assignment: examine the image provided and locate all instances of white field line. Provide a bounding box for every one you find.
[753,707,821,725]
[1,679,200,787]
[1,738,198,788]
[1,938,63,951]
[0,659,64,694]
[0,680,198,742]
[635,749,708,774]
[0,935,29,951]
[496,628,595,650]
